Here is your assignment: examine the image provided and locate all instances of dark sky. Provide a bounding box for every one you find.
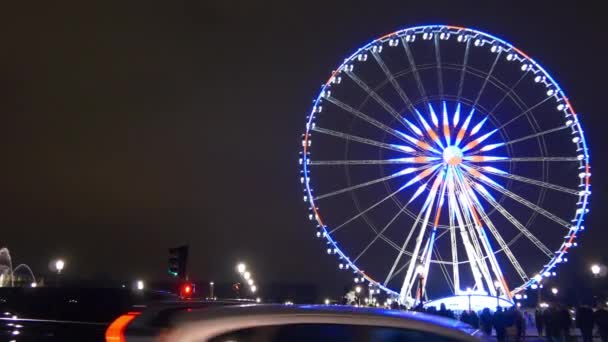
[1,1,607,296]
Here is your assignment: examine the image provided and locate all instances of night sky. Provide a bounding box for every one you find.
[1,1,607,297]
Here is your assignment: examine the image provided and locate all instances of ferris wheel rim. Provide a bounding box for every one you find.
[300,24,591,299]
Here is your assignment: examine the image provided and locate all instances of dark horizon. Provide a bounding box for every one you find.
[1,0,607,300]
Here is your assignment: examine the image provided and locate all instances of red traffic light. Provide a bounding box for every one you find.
[180,282,195,299]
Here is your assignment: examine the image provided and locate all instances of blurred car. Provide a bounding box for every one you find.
[116,304,488,342]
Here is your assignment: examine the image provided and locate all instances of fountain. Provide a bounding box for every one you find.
[0,247,36,287]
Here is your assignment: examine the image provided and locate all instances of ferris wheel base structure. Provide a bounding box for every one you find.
[423,294,513,312]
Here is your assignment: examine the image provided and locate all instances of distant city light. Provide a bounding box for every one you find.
[551,287,558,295]
[355,286,362,294]
[324,298,330,305]
[591,264,601,276]
[30,282,37,288]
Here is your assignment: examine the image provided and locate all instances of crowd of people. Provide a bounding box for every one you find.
[415,303,608,342]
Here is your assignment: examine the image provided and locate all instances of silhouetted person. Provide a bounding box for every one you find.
[557,304,571,341]
[469,310,479,329]
[544,306,561,342]
[576,306,594,342]
[514,307,525,341]
[460,310,470,325]
[438,303,450,318]
[535,308,544,336]
[479,308,493,335]
[594,306,608,342]
[494,307,507,342]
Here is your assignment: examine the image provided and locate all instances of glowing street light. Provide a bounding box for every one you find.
[250,285,257,293]
[591,264,601,277]
[237,263,246,274]
[136,280,145,291]
[243,271,251,280]
[247,279,254,286]
[30,282,37,288]
[355,286,362,294]
[324,298,330,305]
[55,259,65,274]
[551,287,558,295]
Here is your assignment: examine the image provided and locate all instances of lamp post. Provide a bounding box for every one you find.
[53,259,65,287]
[591,264,602,306]
[494,280,502,310]
[591,264,601,278]
[355,286,362,305]
[209,281,215,299]
[55,260,65,274]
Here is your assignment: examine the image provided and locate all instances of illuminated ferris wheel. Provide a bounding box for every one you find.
[299,25,590,307]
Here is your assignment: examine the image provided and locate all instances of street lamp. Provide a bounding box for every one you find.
[209,281,215,299]
[591,264,601,277]
[243,271,251,280]
[136,280,145,291]
[55,260,65,274]
[551,287,558,295]
[494,280,502,309]
[355,286,362,305]
[237,263,246,274]
[250,285,257,293]
[324,298,330,305]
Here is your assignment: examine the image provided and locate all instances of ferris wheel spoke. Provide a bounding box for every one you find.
[497,96,553,130]
[324,95,413,145]
[418,169,449,295]
[314,164,433,201]
[384,170,442,286]
[468,168,572,228]
[463,156,579,163]
[469,179,555,258]
[501,125,569,147]
[488,70,529,114]
[399,170,444,301]
[462,179,531,282]
[401,38,429,107]
[328,167,442,234]
[472,51,502,109]
[353,195,414,263]
[456,39,471,101]
[452,169,501,295]
[434,35,444,97]
[433,247,455,294]
[311,126,418,154]
[370,51,416,113]
[344,70,417,134]
[310,157,438,166]
[472,165,580,195]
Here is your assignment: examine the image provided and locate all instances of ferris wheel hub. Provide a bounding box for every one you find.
[442,145,463,166]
